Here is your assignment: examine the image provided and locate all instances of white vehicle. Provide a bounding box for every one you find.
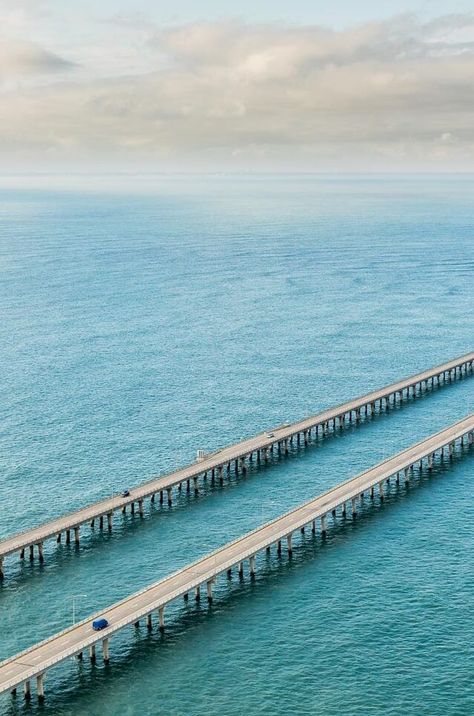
[266,432,275,438]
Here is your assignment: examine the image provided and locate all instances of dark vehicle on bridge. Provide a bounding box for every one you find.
[92,618,109,631]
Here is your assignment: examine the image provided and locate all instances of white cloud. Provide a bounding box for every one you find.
[0,14,474,170]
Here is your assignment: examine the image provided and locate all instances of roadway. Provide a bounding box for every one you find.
[1,351,472,565]
[1,413,472,697]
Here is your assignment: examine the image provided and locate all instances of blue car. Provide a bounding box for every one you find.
[92,618,109,631]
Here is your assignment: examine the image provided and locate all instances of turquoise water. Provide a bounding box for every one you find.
[0,175,473,715]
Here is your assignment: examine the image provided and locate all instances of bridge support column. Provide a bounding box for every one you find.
[138,500,144,517]
[195,585,201,601]
[74,527,80,544]
[193,477,199,495]
[89,644,96,663]
[351,497,357,517]
[207,580,213,603]
[321,514,327,536]
[57,532,62,543]
[0,557,3,580]
[29,544,34,560]
[102,638,110,664]
[249,555,256,576]
[38,542,44,563]
[159,606,165,630]
[287,534,293,556]
[107,512,113,530]
[167,488,172,506]
[24,680,31,700]
[20,548,25,559]
[379,482,384,501]
[147,613,152,630]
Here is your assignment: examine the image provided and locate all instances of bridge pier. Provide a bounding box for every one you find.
[102,638,110,664]
[249,555,256,576]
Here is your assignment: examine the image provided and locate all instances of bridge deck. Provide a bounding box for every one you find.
[1,413,473,697]
[1,352,472,564]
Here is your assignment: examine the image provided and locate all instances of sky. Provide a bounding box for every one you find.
[1,0,474,172]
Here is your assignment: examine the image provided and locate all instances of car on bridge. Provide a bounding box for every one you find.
[92,618,109,631]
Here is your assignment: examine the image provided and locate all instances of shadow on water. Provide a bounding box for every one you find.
[3,444,473,714]
[1,372,470,591]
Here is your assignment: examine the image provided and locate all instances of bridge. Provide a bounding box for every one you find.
[1,414,473,701]
[0,351,473,579]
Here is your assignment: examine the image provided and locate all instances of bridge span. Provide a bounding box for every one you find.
[0,351,473,580]
[0,414,473,701]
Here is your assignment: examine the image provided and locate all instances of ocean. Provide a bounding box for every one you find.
[0,174,473,715]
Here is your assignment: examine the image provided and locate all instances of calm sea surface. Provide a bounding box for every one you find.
[0,175,473,715]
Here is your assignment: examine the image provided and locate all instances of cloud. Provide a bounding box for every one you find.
[0,38,75,78]
[1,14,474,169]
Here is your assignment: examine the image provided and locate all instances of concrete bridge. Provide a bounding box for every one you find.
[1,414,473,701]
[0,351,473,580]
